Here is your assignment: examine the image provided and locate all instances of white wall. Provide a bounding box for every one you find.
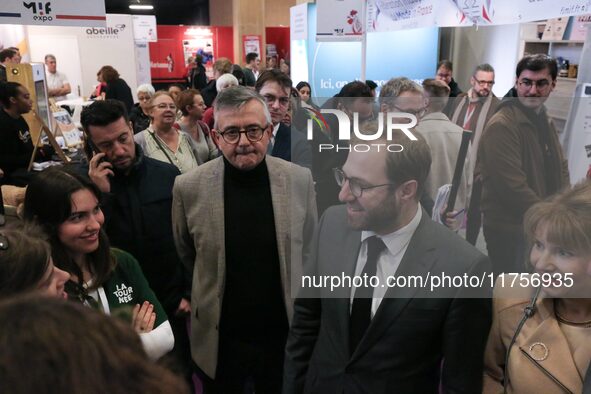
[451,24,521,97]
[27,14,140,101]
[28,34,83,97]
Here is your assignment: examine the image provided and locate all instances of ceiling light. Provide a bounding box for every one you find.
[129,4,154,10]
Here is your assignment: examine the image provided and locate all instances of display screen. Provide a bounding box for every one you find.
[34,79,50,129]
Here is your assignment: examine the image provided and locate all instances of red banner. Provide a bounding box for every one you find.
[149,25,233,83]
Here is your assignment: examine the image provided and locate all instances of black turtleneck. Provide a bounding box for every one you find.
[220,157,288,343]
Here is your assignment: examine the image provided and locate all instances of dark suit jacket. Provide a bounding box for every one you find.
[271,123,312,171]
[584,364,591,394]
[284,205,492,394]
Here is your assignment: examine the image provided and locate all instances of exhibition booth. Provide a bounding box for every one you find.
[289,1,591,184]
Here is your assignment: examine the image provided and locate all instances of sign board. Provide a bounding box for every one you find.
[53,110,82,147]
[0,0,106,27]
[290,3,308,41]
[242,35,261,58]
[316,0,364,41]
[132,15,157,42]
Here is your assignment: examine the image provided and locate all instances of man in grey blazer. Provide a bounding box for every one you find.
[284,128,492,393]
[172,86,317,393]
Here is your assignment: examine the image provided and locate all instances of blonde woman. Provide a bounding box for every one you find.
[134,91,201,173]
[484,181,591,394]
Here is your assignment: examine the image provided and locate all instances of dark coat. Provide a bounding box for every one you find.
[200,80,218,108]
[271,122,313,171]
[478,99,570,234]
[105,78,134,112]
[284,206,492,394]
[129,103,151,135]
[190,63,207,91]
[101,145,185,315]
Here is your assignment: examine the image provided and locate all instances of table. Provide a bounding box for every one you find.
[56,98,95,128]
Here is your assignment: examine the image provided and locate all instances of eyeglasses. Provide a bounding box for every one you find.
[263,94,290,107]
[474,79,495,87]
[154,103,177,110]
[518,78,551,90]
[333,168,395,198]
[218,125,268,144]
[0,234,7,250]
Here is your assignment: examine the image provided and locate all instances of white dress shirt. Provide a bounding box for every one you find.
[268,122,280,153]
[350,205,422,318]
[46,70,70,101]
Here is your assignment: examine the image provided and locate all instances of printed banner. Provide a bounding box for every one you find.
[317,0,364,41]
[367,0,438,32]
[132,15,157,42]
[242,35,261,58]
[290,3,308,41]
[367,0,591,31]
[0,0,106,27]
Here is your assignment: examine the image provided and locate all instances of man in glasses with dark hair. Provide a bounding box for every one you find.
[172,86,317,393]
[255,69,312,170]
[478,54,570,276]
[447,63,500,245]
[284,125,491,393]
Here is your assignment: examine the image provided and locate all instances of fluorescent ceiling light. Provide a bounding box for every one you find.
[129,4,154,10]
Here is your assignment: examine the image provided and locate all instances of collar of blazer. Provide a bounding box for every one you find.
[348,210,438,361]
[209,156,289,297]
[514,297,581,393]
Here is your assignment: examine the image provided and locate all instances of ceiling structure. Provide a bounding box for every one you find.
[105,0,210,25]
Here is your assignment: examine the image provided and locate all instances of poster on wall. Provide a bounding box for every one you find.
[133,15,157,42]
[316,0,364,41]
[182,27,214,78]
[290,3,308,41]
[569,14,591,40]
[134,42,151,85]
[0,0,106,27]
[542,17,569,40]
[242,35,261,58]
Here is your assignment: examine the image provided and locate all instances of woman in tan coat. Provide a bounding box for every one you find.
[484,181,591,394]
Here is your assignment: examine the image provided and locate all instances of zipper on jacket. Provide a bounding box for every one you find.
[519,348,573,394]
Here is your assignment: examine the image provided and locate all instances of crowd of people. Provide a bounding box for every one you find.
[1,49,591,394]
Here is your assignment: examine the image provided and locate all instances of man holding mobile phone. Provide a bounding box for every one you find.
[80,99,194,389]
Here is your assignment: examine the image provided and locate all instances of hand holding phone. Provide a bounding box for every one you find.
[88,151,114,193]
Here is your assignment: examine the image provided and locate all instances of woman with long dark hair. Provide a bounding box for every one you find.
[296,81,319,110]
[23,166,174,360]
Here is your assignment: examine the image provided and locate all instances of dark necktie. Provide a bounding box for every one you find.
[583,362,591,394]
[349,236,386,354]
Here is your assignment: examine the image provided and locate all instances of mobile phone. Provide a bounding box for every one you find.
[84,134,107,164]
